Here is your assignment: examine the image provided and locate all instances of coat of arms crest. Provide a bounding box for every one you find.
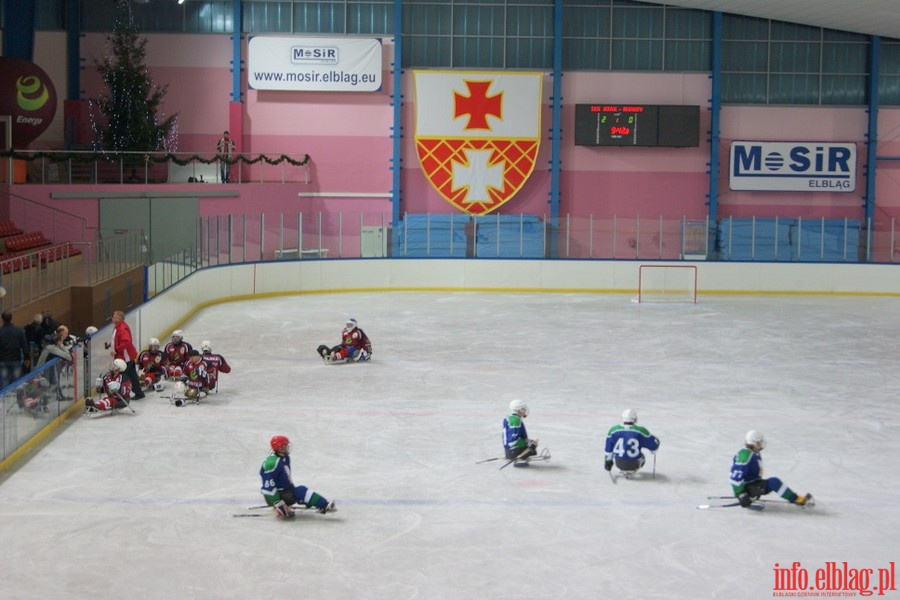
[414,71,543,216]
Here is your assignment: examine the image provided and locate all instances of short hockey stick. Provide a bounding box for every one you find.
[116,392,135,414]
[476,457,502,464]
[499,447,533,470]
[706,495,791,504]
[246,504,329,512]
[697,502,764,511]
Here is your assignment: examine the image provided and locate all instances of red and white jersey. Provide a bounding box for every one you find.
[201,352,231,384]
[164,341,193,367]
[182,359,209,390]
[138,349,165,374]
[100,371,133,399]
[341,327,372,353]
[201,352,231,374]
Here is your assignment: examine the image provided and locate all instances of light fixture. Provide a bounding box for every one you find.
[178,0,185,5]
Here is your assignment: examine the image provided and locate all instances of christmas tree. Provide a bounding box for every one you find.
[91,0,177,153]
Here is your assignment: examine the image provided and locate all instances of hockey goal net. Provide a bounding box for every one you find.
[638,265,698,303]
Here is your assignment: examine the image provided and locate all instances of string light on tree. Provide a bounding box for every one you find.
[89,0,178,155]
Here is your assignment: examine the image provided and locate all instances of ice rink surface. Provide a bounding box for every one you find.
[1,291,899,600]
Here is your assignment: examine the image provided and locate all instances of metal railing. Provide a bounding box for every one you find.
[137,211,900,297]
[0,233,146,311]
[0,206,895,306]
[3,150,311,185]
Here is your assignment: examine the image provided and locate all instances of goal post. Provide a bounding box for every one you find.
[638,264,698,303]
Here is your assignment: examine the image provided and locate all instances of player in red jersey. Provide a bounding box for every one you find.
[163,330,192,379]
[200,340,231,392]
[181,350,210,399]
[138,338,166,391]
[317,318,372,363]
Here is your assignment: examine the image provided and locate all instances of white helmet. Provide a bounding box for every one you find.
[345,318,357,331]
[85,326,98,336]
[172,330,183,341]
[107,380,121,393]
[745,430,766,450]
[174,381,186,394]
[201,340,212,353]
[149,338,160,347]
[622,409,638,425]
[113,359,127,372]
[509,399,529,417]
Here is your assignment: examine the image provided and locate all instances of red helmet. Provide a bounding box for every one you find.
[270,435,291,455]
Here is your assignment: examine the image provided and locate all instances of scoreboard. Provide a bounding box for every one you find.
[574,104,700,147]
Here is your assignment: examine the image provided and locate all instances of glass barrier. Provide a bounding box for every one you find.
[0,347,84,462]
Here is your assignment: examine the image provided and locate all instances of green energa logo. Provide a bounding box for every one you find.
[17,75,50,111]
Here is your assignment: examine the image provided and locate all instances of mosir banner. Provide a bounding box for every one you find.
[248,37,382,92]
[729,141,857,192]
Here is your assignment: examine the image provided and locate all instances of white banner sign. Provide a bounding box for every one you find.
[248,37,382,92]
[729,141,856,192]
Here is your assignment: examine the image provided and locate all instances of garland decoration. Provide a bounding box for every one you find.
[0,150,311,168]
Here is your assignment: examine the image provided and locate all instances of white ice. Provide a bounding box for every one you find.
[1,292,899,600]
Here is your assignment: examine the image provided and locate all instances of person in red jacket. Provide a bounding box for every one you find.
[109,310,145,399]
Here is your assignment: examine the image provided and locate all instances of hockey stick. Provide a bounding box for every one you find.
[476,457,502,464]
[706,495,790,504]
[246,504,330,512]
[235,504,335,517]
[697,502,764,511]
[116,392,135,414]
[499,447,533,470]
[608,469,618,484]
[652,452,657,480]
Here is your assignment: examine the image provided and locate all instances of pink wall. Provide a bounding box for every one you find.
[10,32,900,228]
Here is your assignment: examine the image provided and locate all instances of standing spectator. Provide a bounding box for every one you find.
[39,311,59,341]
[35,324,76,392]
[109,310,145,399]
[36,324,76,366]
[216,130,235,183]
[0,311,29,389]
[24,313,44,367]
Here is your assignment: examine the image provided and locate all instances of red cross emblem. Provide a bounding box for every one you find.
[414,71,543,215]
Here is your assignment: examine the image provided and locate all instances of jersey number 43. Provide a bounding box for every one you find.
[613,437,642,459]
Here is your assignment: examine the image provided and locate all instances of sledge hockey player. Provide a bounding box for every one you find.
[93,358,134,400]
[137,338,166,391]
[730,430,814,509]
[163,330,193,379]
[259,435,336,519]
[200,340,231,391]
[502,400,541,467]
[84,380,129,412]
[318,317,372,363]
[16,377,51,414]
[181,350,210,399]
[604,409,660,474]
